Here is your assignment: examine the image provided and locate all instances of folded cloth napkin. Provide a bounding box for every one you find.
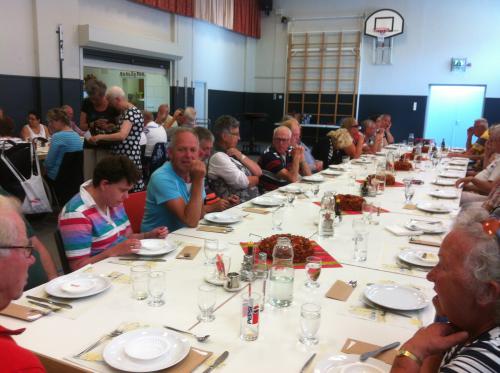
[242,207,270,215]
[197,226,231,234]
[385,225,423,236]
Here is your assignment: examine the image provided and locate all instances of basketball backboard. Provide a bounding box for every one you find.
[364,9,404,40]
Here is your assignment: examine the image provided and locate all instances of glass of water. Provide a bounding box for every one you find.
[148,271,166,307]
[272,208,284,231]
[130,264,150,300]
[286,192,296,207]
[311,184,320,198]
[352,219,369,261]
[204,238,219,264]
[299,303,321,345]
[305,256,322,288]
[362,201,375,224]
[403,178,415,204]
[197,284,216,322]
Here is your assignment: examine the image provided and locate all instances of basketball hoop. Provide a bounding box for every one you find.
[364,9,405,65]
[374,27,390,44]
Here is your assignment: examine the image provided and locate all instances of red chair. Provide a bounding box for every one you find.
[124,191,146,233]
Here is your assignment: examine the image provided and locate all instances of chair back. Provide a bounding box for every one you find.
[150,142,168,174]
[54,229,71,274]
[54,151,83,206]
[123,191,147,233]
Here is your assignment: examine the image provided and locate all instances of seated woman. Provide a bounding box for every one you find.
[207,115,262,203]
[43,108,83,182]
[58,156,168,271]
[20,110,50,142]
[312,117,364,166]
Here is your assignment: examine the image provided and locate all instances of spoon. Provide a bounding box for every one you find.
[164,326,210,342]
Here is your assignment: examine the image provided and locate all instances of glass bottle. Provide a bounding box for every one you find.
[268,237,294,308]
[253,252,268,311]
[408,133,415,147]
[319,192,335,237]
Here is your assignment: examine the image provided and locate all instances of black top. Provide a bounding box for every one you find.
[312,137,346,167]
[81,98,120,148]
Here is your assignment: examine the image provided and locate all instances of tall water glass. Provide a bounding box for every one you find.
[352,219,369,261]
[286,192,296,207]
[403,178,415,204]
[204,239,219,264]
[361,201,375,224]
[130,264,150,300]
[198,284,216,322]
[299,303,321,345]
[272,208,284,231]
[148,271,166,307]
[240,292,261,341]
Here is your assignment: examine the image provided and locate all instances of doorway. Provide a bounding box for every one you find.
[194,81,207,127]
[424,85,485,148]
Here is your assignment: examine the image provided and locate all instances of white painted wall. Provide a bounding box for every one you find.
[256,0,500,97]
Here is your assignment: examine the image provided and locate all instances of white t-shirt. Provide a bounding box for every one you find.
[207,152,249,189]
[144,121,168,157]
[476,154,500,182]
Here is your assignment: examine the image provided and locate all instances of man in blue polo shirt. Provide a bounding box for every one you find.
[141,128,206,232]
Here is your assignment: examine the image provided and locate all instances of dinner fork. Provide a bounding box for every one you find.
[73,328,124,358]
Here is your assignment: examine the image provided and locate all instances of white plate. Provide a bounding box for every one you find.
[398,247,439,267]
[445,166,465,171]
[352,159,372,164]
[60,278,97,294]
[302,174,325,182]
[103,328,190,372]
[314,354,387,373]
[279,185,303,194]
[138,239,177,256]
[405,220,446,234]
[328,165,346,171]
[438,172,462,179]
[432,178,456,186]
[204,212,242,225]
[322,169,343,176]
[428,190,458,199]
[448,160,469,166]
[124,335,169,360]
[251,196,285,207]
[416,202,452,213]
[364,284,429,311]
[45,273,112,299]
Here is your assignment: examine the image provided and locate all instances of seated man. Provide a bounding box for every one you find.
[380,114,395,145]
[194,126,240,211]
[143,111,167,158]
[391,207,499,373]
[361,119,384,154]
[0,196,45,371]
[156,104,173,131]
[141,128,206,231]
[281,117,323,172]
[59,156,167,271]
[208,115,262,202]
[258,126,311,192]
[448,118,489,160]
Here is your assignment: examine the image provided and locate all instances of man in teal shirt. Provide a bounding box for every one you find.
[142,128,206,232]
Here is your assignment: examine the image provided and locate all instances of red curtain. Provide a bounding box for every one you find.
[134,0,194,18]
[233,0,260,38]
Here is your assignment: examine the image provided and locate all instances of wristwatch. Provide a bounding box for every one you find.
[397,349,422,365]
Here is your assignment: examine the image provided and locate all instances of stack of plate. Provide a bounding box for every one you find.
[204,212,243,225]
[45,273,112,298]
[103,328,190,372]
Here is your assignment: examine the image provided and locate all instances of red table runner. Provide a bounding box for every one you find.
[356,180,405,187]
[312,201,389,214]
[240,242,342,269]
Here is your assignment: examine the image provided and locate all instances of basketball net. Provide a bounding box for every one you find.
[375,27,389,46]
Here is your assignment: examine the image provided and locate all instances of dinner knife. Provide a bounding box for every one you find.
[26,295,73,309]
[300,353,316,373]
[203,351,229,373]
[118,258,166,262]
[360,341,400,361]
[28,300,61,311]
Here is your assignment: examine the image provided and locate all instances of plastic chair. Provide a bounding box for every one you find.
[123,191,147,234]
[53,151,83,207]
[54,230,72,274]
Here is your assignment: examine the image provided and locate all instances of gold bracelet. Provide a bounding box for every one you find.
[397,349,422,365]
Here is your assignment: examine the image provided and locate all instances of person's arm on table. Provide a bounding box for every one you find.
[456,176,493,194]
[385,124,395,144]
[276,148,301,183]
[164,160,206,228]
[128,226,169,240]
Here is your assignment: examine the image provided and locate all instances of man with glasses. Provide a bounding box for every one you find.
[0,196,45,371]
[258,125,311,192]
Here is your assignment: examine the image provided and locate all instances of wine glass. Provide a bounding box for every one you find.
[304,256,322,288]
[198,284,216,322]
[148,271,166,307]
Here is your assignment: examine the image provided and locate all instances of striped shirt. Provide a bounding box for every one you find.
[58,180,131,261]
[440,326,500,372]
[258,146,294,192]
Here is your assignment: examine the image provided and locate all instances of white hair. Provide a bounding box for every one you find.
[170,127,198,149]
[454,206,500,322]
[273,125,292,138]
[475,118,488,128]
[106,86,126,101]
[0,196,23,257]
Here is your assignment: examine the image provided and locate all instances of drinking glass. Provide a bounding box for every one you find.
[286,192,296,206]
[311,184,320,198]
[240,292,261,341]
[352,219,369,261]
[148,271,166,307]
[272,208,284,231]
[375,170,386,195]
[204,239,219,264]
[215,254,231,281]
[403,179,415,204]
[361,201,376,224]
[299,303,321,345]
[304,256,322,288]
[197,284,216,322]
[130,264,150,300]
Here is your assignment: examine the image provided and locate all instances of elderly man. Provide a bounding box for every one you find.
[449,118,489,160]
[361,119,384,153]
[141,128,206,231]
[380,114,395,144]
[0,196,45,371]
[156,104,173,130]
[281,117,323,172]
[59,156,167,271]
[391,208,499,373]
[258,126,311,191]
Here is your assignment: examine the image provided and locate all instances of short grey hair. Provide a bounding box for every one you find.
[213,115,239,142]
[0,196,23,257]
[106,86,126,101]
[193,126,214,143]
[454,206,500,322]
[474,118,488,128]
[170,127,198,148]
[273,126,291,138]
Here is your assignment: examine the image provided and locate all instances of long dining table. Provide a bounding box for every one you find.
[0,148,466,372]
